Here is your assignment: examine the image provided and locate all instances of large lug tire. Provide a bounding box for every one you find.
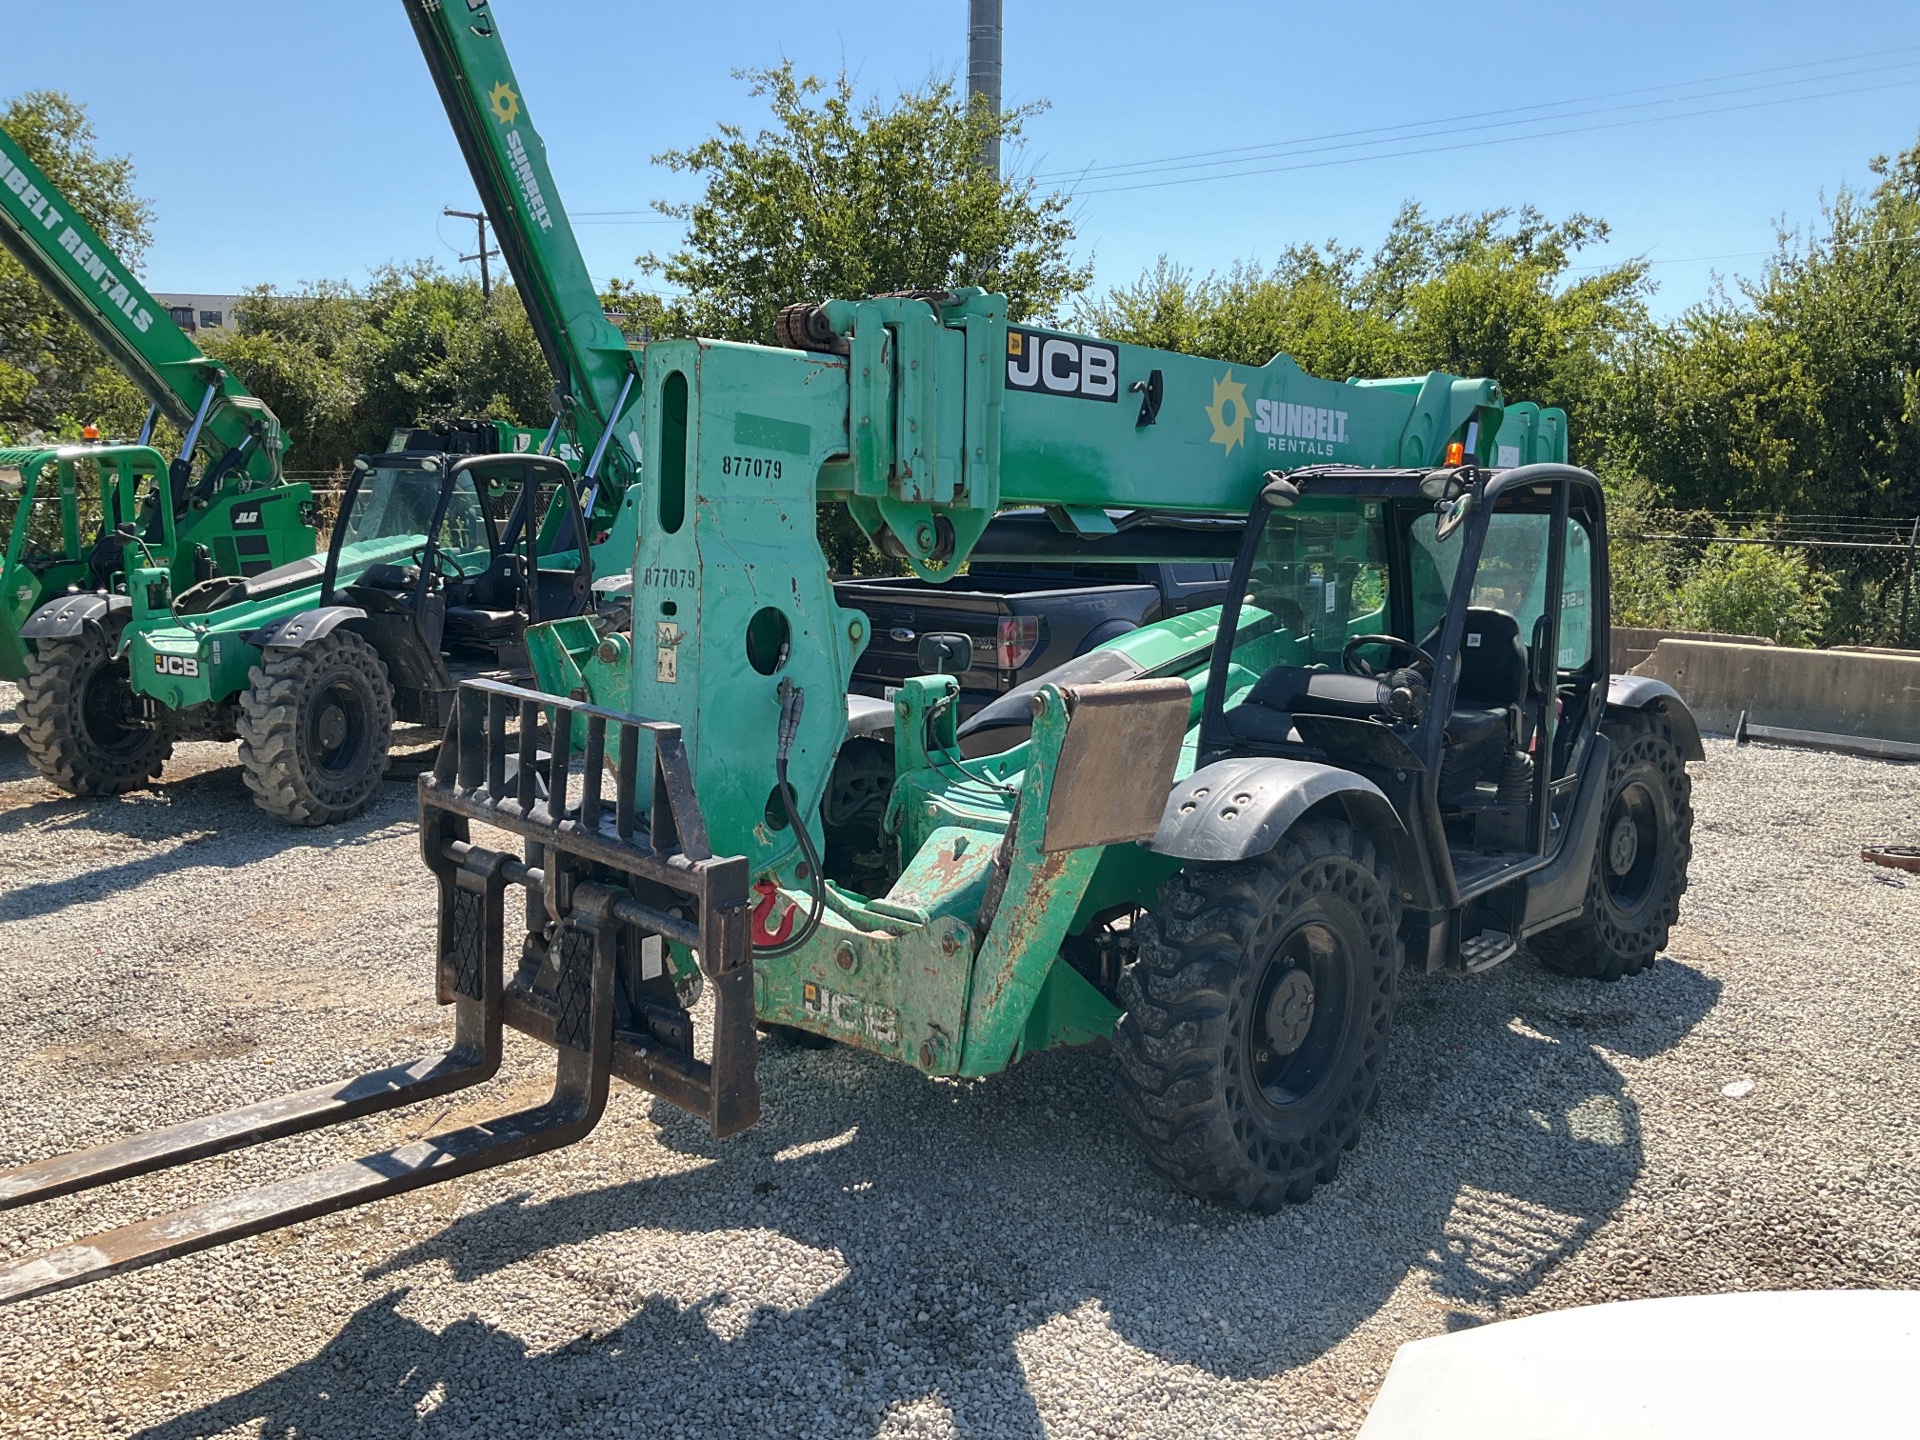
[17,614,171,795]
[236,631,395,826]
[1113,819,1399,1211]
[1533,708,1693,981]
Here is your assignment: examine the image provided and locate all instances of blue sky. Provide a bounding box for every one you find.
[8,1,1919,321]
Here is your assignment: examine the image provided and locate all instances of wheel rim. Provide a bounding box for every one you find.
[79,655,150,757]
[1247,921,1353,1114]
[307,679,370,779]
[1602,775,1665,917]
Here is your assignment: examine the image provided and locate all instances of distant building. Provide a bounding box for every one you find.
[151,293,247,334]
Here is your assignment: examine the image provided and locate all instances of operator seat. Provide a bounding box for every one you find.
[1434,607,1528,799]
[442,551,524,646]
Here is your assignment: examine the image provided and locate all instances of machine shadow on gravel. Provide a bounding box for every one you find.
[129,958,1720,1440]
[0,788,419,920]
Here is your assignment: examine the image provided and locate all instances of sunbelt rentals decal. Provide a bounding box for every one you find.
[1205,369,1348,458]
[0,151,153,334]
[487,81,552,232]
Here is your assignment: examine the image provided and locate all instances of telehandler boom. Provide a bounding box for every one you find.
[0,125,316,681]
[0,0,1698,1302]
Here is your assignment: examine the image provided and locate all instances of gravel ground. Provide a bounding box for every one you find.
[0,683,1915,1439]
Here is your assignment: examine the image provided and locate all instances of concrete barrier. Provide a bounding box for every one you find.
[1610,626,1772,672]
[1631,639,1920,747]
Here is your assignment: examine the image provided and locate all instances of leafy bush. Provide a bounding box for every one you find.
[1673,533,1836,646]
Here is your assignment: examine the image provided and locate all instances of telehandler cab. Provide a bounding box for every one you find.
[18,429,613,825]
[0,0,1697,1302]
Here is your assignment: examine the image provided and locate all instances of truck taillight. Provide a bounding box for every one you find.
[995,614,1041,670]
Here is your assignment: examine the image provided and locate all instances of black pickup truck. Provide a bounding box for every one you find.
[835,509,1241,714]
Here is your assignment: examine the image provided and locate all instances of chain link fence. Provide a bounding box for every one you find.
[1613,509,1920,648]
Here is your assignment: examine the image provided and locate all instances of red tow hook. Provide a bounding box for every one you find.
[750,878,798,948]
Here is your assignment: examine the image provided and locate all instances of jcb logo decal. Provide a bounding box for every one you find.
[1005,328,1119,402]
[154,654,199,678]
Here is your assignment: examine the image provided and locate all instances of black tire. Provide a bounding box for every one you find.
[236,630,394,826]
[1113,819,1399,1210]
[1533,708,1693,981]
[17,613,171,795]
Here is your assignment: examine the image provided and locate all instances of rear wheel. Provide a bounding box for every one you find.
[17,613,171,795]
[1113,819,1398,1210]
[236,630,394,826]
[1533,708,1693,980]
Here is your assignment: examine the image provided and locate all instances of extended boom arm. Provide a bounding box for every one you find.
[404,0,642,506]
[0,125,285,493]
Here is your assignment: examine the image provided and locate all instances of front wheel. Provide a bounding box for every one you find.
[1533,708,1693,980]
[17,613,171,795]
[236,630,394,826]
[1113,819,1399,1210]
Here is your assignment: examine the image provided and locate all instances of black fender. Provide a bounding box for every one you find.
[17,592,129,642]
[846,692,895,739]
[1148,757,1416,891]
[1606,673,1704,760]
[246,606,367,650]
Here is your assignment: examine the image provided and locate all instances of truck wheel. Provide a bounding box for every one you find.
[236,631,394,826]
[1533,709,1693,980]
[17,614,171,795]
[1114,819,1398,1210]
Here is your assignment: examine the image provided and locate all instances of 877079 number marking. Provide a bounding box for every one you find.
[720,455,782,479]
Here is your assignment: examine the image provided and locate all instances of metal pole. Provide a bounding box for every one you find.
[444,206,499,300]
[968,0,1003,179]
[1900,516,1917,649]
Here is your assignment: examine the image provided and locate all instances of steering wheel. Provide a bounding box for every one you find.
[1341,634,1436,678]
[410,545,474,582]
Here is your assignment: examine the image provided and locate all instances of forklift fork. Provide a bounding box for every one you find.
[0,680,755,1304]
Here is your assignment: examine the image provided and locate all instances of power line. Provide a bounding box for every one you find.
[1036,44,1920,187]
[1072,74,1920,197]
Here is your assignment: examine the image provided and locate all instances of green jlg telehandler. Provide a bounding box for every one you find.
[0,123,319,789]
[0,0,1698,1302]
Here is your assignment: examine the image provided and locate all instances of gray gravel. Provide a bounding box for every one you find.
[0,684,1916,1439]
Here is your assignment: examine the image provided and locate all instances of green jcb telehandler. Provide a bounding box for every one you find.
[0,0,1698,1302]
[32,422,625,825]
[1,126,319,770]
[1,438,316,788]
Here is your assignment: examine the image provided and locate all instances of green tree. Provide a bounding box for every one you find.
[1075,204,1652,464]
[204,264,553,473]
[0,91,155,443]
[637,63,1089,344]
[1614,131,1920,520]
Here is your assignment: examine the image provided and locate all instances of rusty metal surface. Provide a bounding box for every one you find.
[1862,844,1920,874]
[1042,679,1191,853]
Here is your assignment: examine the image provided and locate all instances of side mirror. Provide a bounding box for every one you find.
[1434,491,1474,542]
[917,632,974,675]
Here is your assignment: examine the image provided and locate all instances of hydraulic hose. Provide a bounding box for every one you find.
[757,679,828,958]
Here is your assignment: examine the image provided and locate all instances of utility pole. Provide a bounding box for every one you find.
[968,0,1003,179]
[444,206,500,299]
